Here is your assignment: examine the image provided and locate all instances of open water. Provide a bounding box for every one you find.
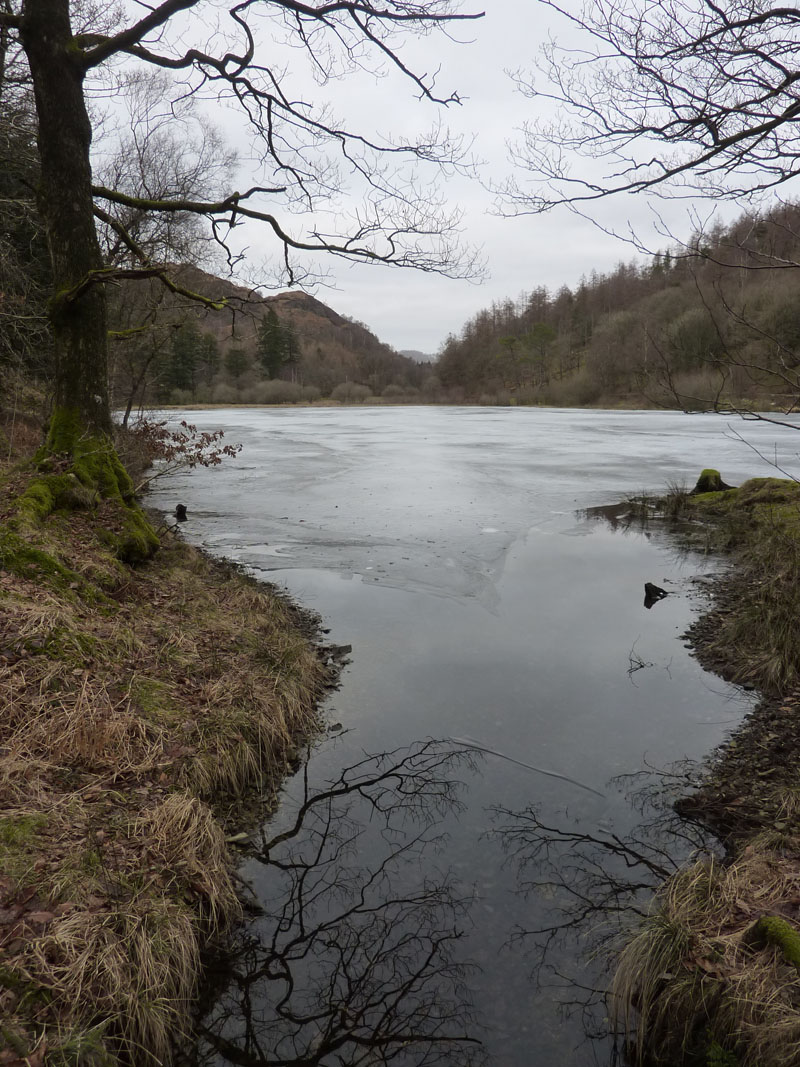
[149,406,800,1065]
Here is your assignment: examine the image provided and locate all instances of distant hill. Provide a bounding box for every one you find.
[400,349,437,364]
[110,265,429,408]
[175,265,422,391]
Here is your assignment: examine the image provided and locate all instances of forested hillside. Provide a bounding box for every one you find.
[438,203,800,410]
[108,266,431,419]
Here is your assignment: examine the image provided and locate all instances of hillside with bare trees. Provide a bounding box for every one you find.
[437,202,800,413]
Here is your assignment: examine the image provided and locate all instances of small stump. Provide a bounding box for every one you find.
[692,469,734,494]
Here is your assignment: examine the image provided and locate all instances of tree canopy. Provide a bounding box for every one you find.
[0,0,482,444]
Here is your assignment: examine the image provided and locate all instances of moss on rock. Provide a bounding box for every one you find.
[749,915,800,969]
[692,469,734,494]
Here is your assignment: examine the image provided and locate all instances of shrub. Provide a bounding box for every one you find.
[210,383,238,404]
[330,382,373,402]
[421,374,443,400]
[541,371,602,407]
[252,380,302,404]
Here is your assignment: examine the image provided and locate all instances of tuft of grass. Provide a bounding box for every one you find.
[44,1023,116,1067]
[132,794,241,928]
[613,841,800,1067]
[662,477,691,520]
[23,900,200,1066]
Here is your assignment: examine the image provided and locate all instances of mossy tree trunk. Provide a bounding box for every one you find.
[15,0,156,559]
[20,0,112,448]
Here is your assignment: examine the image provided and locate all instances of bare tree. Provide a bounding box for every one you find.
[506,1,800,212]
[0,0,483,455]
[96,70,237,272]
[498,4,800,425]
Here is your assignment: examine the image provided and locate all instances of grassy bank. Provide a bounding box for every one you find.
[0,447,331,1064]
[614,476,800,1067]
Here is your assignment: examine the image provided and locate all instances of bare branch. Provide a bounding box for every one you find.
[79,0,200,68]
[505,0,800,211]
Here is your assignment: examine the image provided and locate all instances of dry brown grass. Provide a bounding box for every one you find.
[0,464,330,1064]
[613,840,800,1066]
[132,794,241,927]
[686,480,800,697]
[613,478,800,1063]
[621,480,800,1062]
[22,900,200,1065]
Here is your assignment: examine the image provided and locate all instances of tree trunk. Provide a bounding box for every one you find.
[21,0,111,444]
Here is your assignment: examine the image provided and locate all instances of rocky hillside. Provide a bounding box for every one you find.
[109,265,429,409]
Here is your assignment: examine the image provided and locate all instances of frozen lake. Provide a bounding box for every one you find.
[149,406,796,1065]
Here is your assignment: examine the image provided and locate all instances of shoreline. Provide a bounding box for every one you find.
[614,477,800,1067]
[0,462,337,1064]
[138,398,790,413]
[4,444,800,1066]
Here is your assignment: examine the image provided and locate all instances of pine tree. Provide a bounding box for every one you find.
[167,320,200,394]
[225,346,248,383]
[257,308,288,378]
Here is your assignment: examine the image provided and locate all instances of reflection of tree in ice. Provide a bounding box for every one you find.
[198,741,485,1067]
[491,763,718,1054]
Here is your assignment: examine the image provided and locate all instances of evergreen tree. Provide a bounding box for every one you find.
[225,346,248,382]
[284,322,299,367]
[257,309,300,379]
[257,308,289,378]
[167,320,200,394]
[198,332,220,385]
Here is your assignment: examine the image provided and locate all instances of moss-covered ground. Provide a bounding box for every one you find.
[0,451,332,1065]
[614,476,800,1067]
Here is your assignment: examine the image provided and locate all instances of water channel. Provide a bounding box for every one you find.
[149,406,798,1065]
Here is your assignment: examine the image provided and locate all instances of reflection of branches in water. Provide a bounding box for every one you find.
[490,762,719,1047]
[198,740,486,1067]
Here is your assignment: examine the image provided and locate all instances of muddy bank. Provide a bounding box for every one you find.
[678,594,800,848]
[614,477,800,1067]
[0,460,338,1065]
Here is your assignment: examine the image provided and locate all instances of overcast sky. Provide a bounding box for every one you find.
[115,1,738,356]
[283,0,730,355]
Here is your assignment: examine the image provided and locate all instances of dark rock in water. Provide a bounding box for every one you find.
[692,469,734,494]
[327,643,352,661]
[644,582,669,610]
[321,643,353,671]
[174,504,188,522]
